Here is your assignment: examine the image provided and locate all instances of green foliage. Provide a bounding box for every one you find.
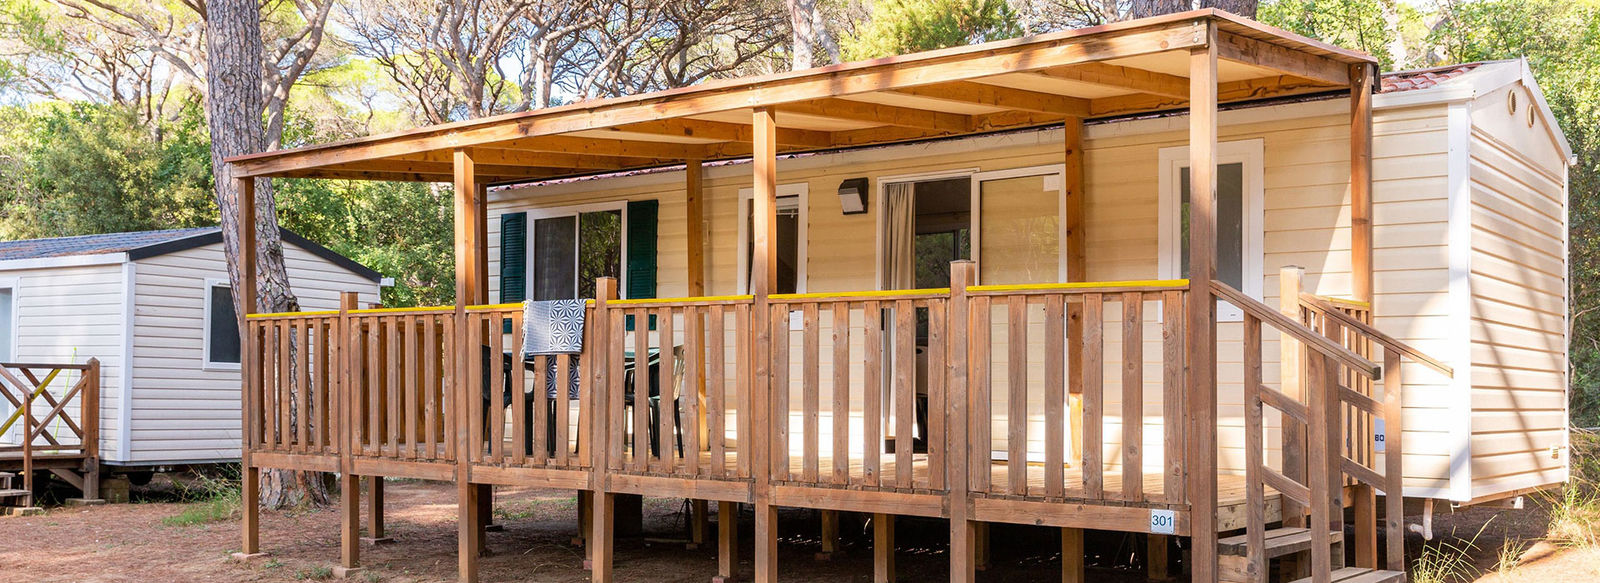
[842,0,1023,59]
[161,466,243,527]
[1258,0,1430,71]
[275,177,455,307]
[0,101,215,240]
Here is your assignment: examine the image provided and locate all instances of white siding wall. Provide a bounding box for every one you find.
[0,261,127,460]
[128,242,379,464]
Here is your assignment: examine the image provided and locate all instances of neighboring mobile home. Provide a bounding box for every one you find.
[0,228,382,470]
[221,11,1570,583]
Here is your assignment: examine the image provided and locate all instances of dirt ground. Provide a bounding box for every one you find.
[1,477,1596,583]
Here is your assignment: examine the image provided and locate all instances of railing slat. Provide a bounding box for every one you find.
[1121,293,1144,501]
[831,304,851,485]
[683,305,702,475]
[708,305,727,477]
[658,307,676,472]
[1006,295,1027,496]
[1044,294,1065,498]
[1081,293,1103,499]
[425,316,439,459]
[735,305,751,478]
[609,310,626,471]
[406,316,421,460]
[895,299,915,489]
[488,315,504,463]
[772,305,790,480]
[632,308,648,472]
[926,298,947,491]
[969,296,991,494]
[1162,289,1185,504]
[862,300,882,487]
[296,321,310,453]
[802,303,820,483]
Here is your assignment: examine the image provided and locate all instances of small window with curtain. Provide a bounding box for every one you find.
[204,280,241,368]
[0,285,14,363]
[1157,139,1264,321]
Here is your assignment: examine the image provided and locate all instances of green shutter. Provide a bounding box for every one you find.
[499,212,526,333]
[625,200,658,331]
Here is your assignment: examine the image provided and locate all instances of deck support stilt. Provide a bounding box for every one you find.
[816,510,840,560]
[590,492,616,582]
[576,490,592,547]
[1147,534,1171,580]
[1184,23,1222,583]
[874,513,895,583]
[974,522,990,570]
[340,471,360,571]
[478,484,497,537]
[241,466,261,555]
[457,479,480,583]
[692,499,710,549]
[715,501,740,583]
[1061,527,1083,583]
[754,503,778,583]
[1353,484,1377,568]
[362,476,391,544]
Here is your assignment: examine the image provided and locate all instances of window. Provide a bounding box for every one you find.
[737,184,808,294]
[528,206,624,300]
[1158,139,1264,321]
[0,284,13,363]
[204,280,241,368]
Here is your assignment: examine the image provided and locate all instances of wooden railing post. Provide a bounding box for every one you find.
[338,291,361,573]
[947,260,975,583]
[1279,266,1307,530]
[590,277,618,582]
[1382,350,1405,571]
[21,368,32,507]
[82,358,101,500]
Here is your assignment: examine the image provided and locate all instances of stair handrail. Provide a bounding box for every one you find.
[1298,293,1454,378]
[1212,281,1381,379]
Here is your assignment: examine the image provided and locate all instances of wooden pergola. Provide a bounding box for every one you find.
[228,10,1381,583]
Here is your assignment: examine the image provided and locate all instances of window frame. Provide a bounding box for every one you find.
[874,168,978,290]
[202,277,242,371]
[521,201,630,301]
[0,275,16,364]
[736,183,809,295]
[1156,138,1265,322]
[970,164,1068,285]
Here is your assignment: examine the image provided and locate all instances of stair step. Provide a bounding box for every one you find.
[1218,527,1344,559]
[0,488,29,499]
[1288,567,1405,583]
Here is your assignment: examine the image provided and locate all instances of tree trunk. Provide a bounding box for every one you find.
[1129,0,1195,20]
[786,0,819,70]
[206,0,330,509]
[1201,0,1259,18]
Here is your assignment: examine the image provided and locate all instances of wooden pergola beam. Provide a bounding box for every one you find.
[484,135,728,160]
[394,148,664,170]
[1034,62,1190,99]
[1088,74,1340,117]
[228,19,1212,176]
[889,81,1091,117]
[777,97,972,132]
[601,118,833,149]
[325,159,578,179]
[1216,31,1348,86]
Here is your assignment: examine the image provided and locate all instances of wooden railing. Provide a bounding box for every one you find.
[350,308,458,463]
[0,360,100,505]
[247,313,341,456]
[464,303,592,470]
[965,282,1188,503]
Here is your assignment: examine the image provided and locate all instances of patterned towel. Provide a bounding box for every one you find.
[523,299,586,355]
[524,299,586,400]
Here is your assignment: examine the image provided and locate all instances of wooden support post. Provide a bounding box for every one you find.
[236,174,262,560]
[589,278,618,582]
[975,522,990,571]
[1354,484,1377,568]
[750,107,779,583]
[1063,117,1087,461]
[1382,350,1405,571]
[1062,528,1084,583]
[1185,24,1221,583]
[454,148,482,583]
[363,476,392,544]
[1350,63,1375,304]
[478,484,495,539]
[947,261,975,583]
[575,490,592,546]
[816,510,840,560]
[336,292,360,573]
[1147,534,1171,581]
[1279,267,1307,530]
[716,501,741,583]
[80,359,100,501]
[692,499,710,549]
[874,514,895,583]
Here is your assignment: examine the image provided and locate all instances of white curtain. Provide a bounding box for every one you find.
[884,182,915,290]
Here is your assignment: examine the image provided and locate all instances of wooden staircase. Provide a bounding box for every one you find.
[0,471,30,506]
[1213,272,1454,583]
